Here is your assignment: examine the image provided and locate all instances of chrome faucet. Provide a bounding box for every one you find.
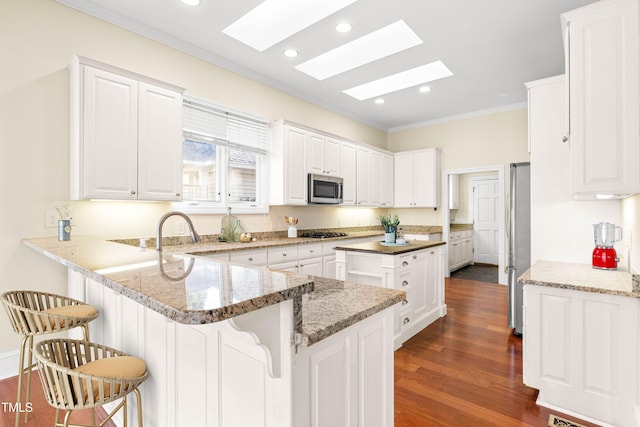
[156,211,199,251]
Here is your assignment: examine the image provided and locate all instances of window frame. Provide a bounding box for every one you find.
[172,96,270,215]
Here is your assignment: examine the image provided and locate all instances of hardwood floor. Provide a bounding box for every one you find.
[1,277,597,427]
[0,370,114,427]
[394,277,598,427]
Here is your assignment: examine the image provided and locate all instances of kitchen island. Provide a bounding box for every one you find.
[334,240,447,349]
[520,261,640,427]
[23,236,405,427]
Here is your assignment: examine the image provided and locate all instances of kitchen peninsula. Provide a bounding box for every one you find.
[23,236,405,427]
[520,261,640,427]
[334,240,447,349]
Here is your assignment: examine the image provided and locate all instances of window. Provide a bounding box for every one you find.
[174,97,269,214]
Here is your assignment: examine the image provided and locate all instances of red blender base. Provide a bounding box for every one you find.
[592,247,618,270]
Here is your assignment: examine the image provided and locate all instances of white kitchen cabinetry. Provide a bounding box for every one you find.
[270,122,309,205]
[356,146,370,206]
[524,284,638,427]
[380,153,394,207]
[449,174,459,209]
[268,244,323,276]
[308,134,341,177]
[394,148,441,208]
[340,142,357,206]
[448,229,473,272]
[294,309,393,427]
[562,0,640,197]
[230,249,268,267]
[70,56,183,201]
[335,245,446,349]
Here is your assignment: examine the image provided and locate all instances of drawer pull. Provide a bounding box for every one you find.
[248,258,253,262]
[403,317,410,324]
[413,255,417,260]
[402,261,409,266]
[402,280,409,287]
[402,300,409,305]
[282,254,287,257]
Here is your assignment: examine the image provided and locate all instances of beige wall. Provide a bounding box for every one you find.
[387,108,530,226]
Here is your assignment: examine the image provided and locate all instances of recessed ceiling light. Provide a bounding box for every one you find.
[336,22,353,33]
[374,98,385,104]
[284,49,299,58]
[222,0,358,52]
[419,86,431,93]
[296,20,422,80]
[181,0,200,5]
[343,60,453,101]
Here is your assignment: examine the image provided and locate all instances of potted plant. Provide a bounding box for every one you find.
[379,213,399,243]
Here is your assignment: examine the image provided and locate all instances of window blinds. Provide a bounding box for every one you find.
[183,97,269,153]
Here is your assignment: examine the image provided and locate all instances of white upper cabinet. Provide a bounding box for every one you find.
[308,133,341,176]
[70,56,183,201]
[380,152,394,207]
[394,148,441,208]
[270,122,308,205]
[563,0,640,197]
[340,141,357,206]
[356,146,370,206]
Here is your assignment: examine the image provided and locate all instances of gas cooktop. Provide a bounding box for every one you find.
[300,232,348,239]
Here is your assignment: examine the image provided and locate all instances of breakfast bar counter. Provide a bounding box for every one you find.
[23,236,403,427]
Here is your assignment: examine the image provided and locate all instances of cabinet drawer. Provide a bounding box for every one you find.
[398,309,412,331]
[298,243,323,260]
[396,271,412,291]
[230,249,268,266]
[268,246,298,264]
[463,230,473,239]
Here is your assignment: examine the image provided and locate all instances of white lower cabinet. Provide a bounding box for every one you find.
[294,309,394,427]
[69,267,394,427]
[335,245,446,349]
[524,285,638,427]
[448,230,473,272]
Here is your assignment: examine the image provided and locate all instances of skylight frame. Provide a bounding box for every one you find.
[343,61,453,101]
[222,0,358,52]
[295,20,423,81]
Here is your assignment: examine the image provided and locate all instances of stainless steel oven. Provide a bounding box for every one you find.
[308,174,343,204]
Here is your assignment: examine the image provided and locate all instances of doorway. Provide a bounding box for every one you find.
[471,176,500,265]
[442,166,506,285]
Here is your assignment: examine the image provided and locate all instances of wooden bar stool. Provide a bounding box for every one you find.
[33,338,148,427]
[1,290,99,426]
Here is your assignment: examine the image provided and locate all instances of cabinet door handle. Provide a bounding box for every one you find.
[403,317,410,324]
[402,300,409,305]
[176,193,181,197]
[413,255,417,260]
[402,280,409,287]
[248,257,253,262]
[282,253,287,257]
[562,135,569,143]
[402,261,409,266]
[130,190,136,195]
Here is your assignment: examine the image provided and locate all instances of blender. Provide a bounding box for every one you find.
[592,222,622,270]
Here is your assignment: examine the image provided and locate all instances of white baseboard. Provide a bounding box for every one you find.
[0,350,19,380]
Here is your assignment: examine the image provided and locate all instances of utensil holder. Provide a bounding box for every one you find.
[288,226,297,238]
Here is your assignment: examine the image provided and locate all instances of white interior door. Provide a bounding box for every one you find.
[472,177,499,265]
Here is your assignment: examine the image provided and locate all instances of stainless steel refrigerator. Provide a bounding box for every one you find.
[507,162,530,336]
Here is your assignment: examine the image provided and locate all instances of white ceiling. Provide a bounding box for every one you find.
[56,0,599,131]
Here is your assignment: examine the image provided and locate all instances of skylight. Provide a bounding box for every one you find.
[295,20,422,81]
[222,0,358,52]
[343,61,453,101]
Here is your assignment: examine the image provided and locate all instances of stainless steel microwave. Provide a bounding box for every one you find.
[308,174,343,204]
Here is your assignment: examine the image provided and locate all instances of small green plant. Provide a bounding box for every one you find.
[379,213,399,232]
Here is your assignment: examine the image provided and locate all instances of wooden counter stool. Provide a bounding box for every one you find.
[1,290,99,426]
[33,338,148,427]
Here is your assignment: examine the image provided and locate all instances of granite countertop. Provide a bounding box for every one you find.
[334,240,446,255]
[450,223,473,231]
[519,260,640,297]
[23,236,405,346]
